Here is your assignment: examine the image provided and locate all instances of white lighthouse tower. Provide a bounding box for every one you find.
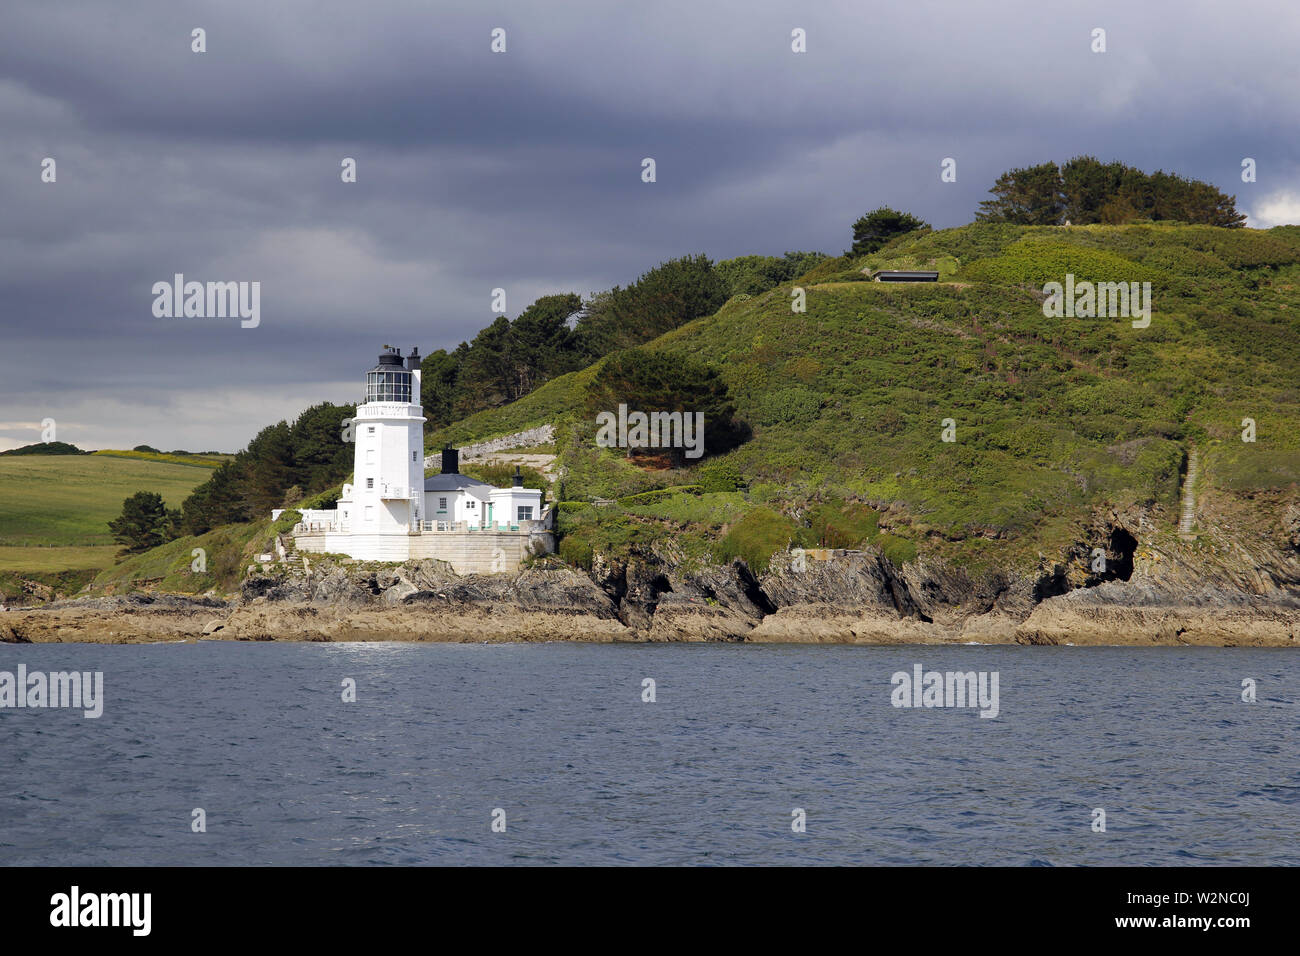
[286,344,556,570]
[340,346,424,541]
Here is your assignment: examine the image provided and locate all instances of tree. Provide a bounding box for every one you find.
[715,251,828,296]
[850,208,931,256]
[178,403,355,536]
[574,255,728,360]
[181,459,246,534]
[0,441,85,456]
[585,348,745,464]
[453,315,514,416]
[287,403,355,491]
[425,293,585,424]
[975,163,1065,225]
[420,347,462,427]
[980,157,1246,227]
[505,292,584,394]
[109,491,180,554]
[1060,156,1127,224]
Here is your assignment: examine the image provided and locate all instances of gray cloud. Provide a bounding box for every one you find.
[1,0,1297,451]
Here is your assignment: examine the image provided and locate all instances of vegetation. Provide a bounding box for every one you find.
[583,348,744,465]
[89,519,273,596]
[421,293,586,425]
[0,455,211,553]
[108,491,181,555]
[0,441,87,456]
[0,454,213,595]
[179,402,356,535]
[421,221,1300,576]
[976,157,1246,227]
[715,252,828,296]
[59,195,1300,593]
[93,449,227,468]
[574,254,729,359]
[421,254,738,430]
[851,207,931,255]
[715,506,797,573]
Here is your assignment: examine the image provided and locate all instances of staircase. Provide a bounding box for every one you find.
[276,534,308,573]
[1178,447,1199,539]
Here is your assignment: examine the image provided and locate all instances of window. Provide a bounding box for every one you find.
[467,500,475,509]
[368,426,375,434]
[438,497,447,511]
[366,478,374,489]
[365,370,412,404]
[517,506,533,521]
[412,451,417,462]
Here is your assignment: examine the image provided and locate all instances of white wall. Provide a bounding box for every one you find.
[488,487,543,527]
[350,393,423,534]
[294,525,555,572]
[422,488,489,527]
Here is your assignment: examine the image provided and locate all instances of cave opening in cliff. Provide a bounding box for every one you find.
[1033,566,1071,601]
[1109,527,1137,581]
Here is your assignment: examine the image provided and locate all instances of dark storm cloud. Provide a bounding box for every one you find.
[1,0,1298,450]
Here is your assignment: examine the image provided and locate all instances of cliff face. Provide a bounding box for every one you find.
[4,494,1297,646]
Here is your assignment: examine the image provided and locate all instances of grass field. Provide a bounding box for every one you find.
[0,545,120,573]
[0,456,213,553]
[90,449,229,468]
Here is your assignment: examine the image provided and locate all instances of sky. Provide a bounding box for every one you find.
[2,0,1299,452]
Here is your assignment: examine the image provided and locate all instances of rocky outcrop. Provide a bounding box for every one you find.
[0,594,228,644]
[4,497,1299,646]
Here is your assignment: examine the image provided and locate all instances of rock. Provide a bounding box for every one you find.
[10,493,1300,645]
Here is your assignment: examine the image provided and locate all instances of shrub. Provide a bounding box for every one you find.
[806,501,880,548]
[617,486,702,506]
[272,509,303,536]
[696,459,746,493]
[753,387,821,426]
[715,506,796,573]
[558,535,594,570]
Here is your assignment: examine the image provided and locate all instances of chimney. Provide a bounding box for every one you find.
[513,466,523,487]
[441,446,459,475]
[406,347,421,371]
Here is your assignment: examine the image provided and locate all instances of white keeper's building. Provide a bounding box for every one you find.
[277,347,553,572]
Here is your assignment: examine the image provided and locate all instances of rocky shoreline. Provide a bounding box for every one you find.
[3,531,1298,646]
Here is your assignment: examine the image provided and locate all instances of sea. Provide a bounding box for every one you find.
[1,641,1296,866]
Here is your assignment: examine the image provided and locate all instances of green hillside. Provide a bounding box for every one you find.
[428,222,1300,573]
[0,455,216,580]
[71,221,1300,596]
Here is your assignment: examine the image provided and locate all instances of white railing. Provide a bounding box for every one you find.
[415,520,455,532]
[293,521,336,534]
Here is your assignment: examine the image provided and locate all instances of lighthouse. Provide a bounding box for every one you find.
[347,346,423,534]
[284,345,555,570]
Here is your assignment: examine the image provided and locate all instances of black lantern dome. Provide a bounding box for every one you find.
[366,348,412,403]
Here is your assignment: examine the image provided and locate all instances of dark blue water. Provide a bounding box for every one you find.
[1,642,1297,865]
